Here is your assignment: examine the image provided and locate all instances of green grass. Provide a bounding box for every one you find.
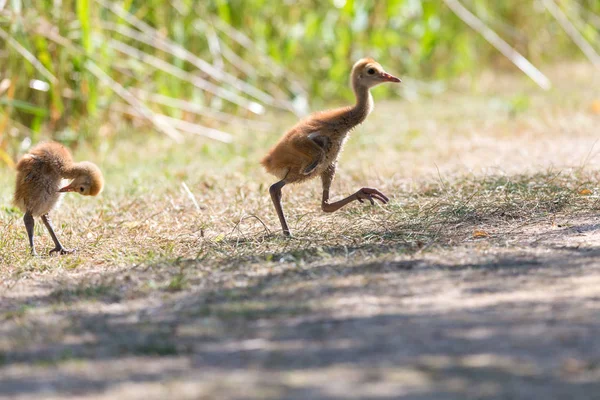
[1,0,600,155]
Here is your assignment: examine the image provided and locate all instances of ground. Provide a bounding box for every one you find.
[1,63,600,399]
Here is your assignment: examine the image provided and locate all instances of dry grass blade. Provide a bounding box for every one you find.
[211,18,309,98]
[97,1,292,113]
[107,38,264,115]
[205,23,224,70]
[217,38,258,79]
[34,17,75,49]
[542,0,600,68]
[571,0,600,29]
[130,89,272,131]
[181,182,201,213]
[113,103,233,143]
[100,22,274,112]
[443,0,552,90]
[0,26,57,84]
[85,60,183,142]
[32,17,240,141]
[215,38,296,105]
[210,18,292,80]
[154,115,233,143]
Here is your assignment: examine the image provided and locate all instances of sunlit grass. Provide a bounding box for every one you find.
[1,64,599,278]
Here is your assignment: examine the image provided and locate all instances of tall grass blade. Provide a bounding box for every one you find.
[107,38,265,114]
[542,0,600,68]
[217,39,258,79]
[0,98,49,116]
[84,60,183,142]
[113,103,233,143]
[571,1,600,28]
[0,26,57,84]
[101,22,269,113]
[212,18,308,97]
[76,0,91,52]
[205,23,224,70]
[131,89,272,131]
[443,0,552,90]
[97,1,289,112]
[154,115,233,143]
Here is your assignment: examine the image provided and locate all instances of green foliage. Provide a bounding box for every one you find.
[0,0,599,152]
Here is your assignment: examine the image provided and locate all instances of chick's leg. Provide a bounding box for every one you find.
[320,163,389,213]
[41,214,74,255]
[24,212,37,256]
[269,179,291,237]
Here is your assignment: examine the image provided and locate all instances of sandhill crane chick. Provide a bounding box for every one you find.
[13,142,104,256]
[261,58,401,236]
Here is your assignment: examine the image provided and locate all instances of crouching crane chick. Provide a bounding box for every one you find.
[13,142,104,256]
[261,58,401,236]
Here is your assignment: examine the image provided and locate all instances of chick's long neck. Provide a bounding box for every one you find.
[61,162,85,179]
[345,83,373,130]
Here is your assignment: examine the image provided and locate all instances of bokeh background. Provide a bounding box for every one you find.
[1,0,599,161]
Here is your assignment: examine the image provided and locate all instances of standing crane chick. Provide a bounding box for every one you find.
[261,58,401,236]
[13,142,104,256]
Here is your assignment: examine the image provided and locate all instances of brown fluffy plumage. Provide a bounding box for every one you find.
[261,58,401,236]
[13,141,104,255]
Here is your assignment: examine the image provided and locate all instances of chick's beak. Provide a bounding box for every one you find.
[58,183,76,193]
[381,72,401,83]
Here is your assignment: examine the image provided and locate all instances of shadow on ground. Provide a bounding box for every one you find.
[2,215,600,399]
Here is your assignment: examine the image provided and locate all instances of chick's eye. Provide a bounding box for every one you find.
[79,187,84,193]
[367,68,376,75]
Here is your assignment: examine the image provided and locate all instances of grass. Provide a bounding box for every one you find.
[49,283,120,303]
[0,63,599,276]
[0,66,599,399]
[2,0,600,154]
